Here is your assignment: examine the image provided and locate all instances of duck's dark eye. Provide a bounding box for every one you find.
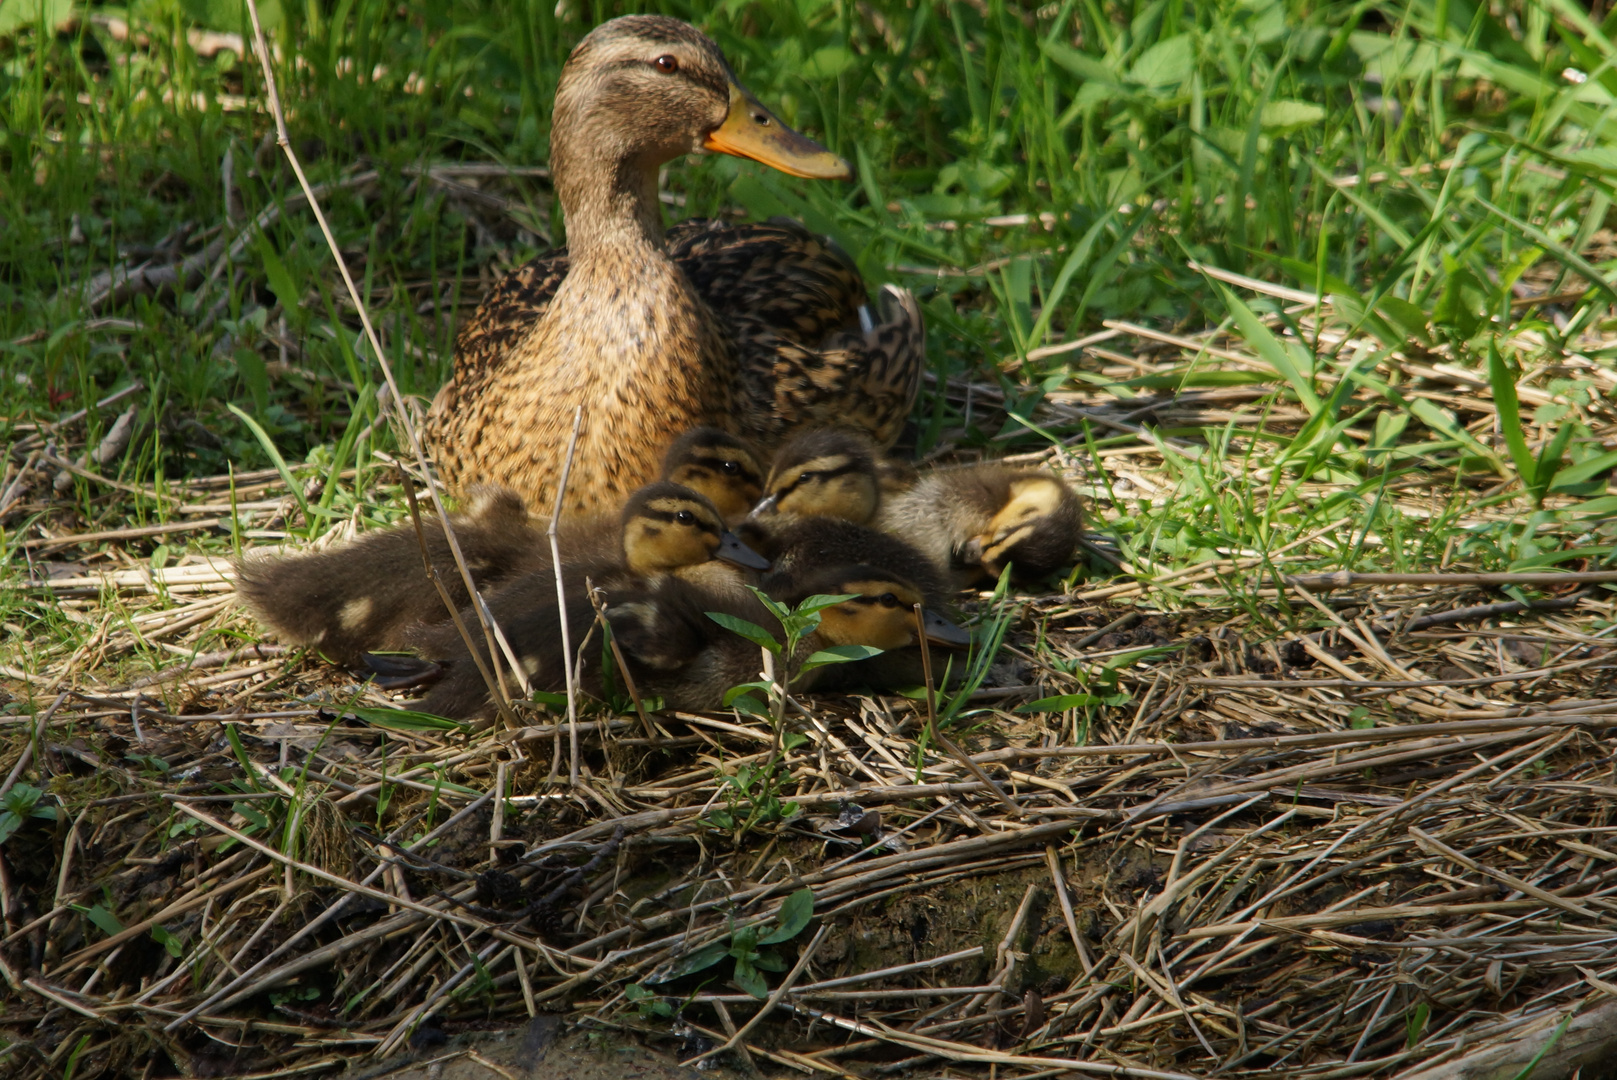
[654,54,679,73]
[675,509,696,525]
[721,460,741,475]
[880,593,899,607]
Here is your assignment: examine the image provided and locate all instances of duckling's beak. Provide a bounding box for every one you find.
[704,85,852,181]
[717,530,771,570]
[745,492,779,521]
[921,609,973,646]
[961,536,987,565]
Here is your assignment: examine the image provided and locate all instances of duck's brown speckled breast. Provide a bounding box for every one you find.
[428,250,736,516]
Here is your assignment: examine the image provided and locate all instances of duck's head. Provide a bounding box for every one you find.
[621,482,771,576]
[962,475,1082,580]
[749,428,881,524]
[793,566,972,651]
[551,17,849,223]
[661,428,766,525]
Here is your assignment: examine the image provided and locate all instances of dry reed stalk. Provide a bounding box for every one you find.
[546,405,585,784]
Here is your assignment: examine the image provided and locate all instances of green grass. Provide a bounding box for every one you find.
[4,0,1617,618]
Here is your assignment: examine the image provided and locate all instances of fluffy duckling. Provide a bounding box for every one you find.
[754,426,1083,585]
[659,427,767,526]
[743,428,951,606]
[879,466,1082,585]
[410,483,767,719]
[236,485,544,664]
[603,563,970,712]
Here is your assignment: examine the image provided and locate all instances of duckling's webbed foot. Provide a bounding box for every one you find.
[362,652,444,691]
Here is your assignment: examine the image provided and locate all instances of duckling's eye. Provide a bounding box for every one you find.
[675,509,696,525]
[654,54,679,73]
[721,460,741,475]
[879,593,899,608]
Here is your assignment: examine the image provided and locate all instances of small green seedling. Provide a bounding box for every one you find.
[642,887,815,999]
[0,783,57,846]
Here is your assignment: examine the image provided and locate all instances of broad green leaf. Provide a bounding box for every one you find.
[1128,35,1192,88]
[800,645,885,673]
[86,904,124,938]
[706,612,781,653]
[1549,450,1617,491]
[645,942,730,983]
[151,925,185,958]
[791,593,860,616]
[0,0,73,39]
[801,45,854,79]
[760,888,815,945]
[1261,100,1326,131]
[1407,399,1507,474]
[0,814,21,846]
[1039,41,1118,84]
[233,802,273,832]
[733,956,768,999]
[728,693,771,718]
[2,782,43,818]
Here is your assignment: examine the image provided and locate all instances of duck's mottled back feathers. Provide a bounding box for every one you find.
[671,220,923,448]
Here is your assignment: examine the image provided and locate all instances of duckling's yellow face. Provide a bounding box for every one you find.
[662,431,765,524]
[755,450,880,524]
[558,16,850,179]
[815,579,925,651]
[968,476,1077,575]
[622,485,770,576]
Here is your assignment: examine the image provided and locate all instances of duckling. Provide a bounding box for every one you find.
[659,427,766,525]
[755,427,1083,585]
[743,427,951,606]
[425,15,924,519]
[409,483,767,719]
[236,485,544,664]
[878,467,1083,584]
[605,563,970,712]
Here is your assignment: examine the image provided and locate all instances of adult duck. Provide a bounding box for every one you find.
[426,15,924,517]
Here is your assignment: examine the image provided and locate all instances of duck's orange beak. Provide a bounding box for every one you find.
[704,85,852,181]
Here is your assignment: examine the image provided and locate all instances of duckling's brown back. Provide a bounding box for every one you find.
[758,517,951,608]
[235,486,545,663]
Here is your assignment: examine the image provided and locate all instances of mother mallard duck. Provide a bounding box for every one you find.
[426,15,924,517]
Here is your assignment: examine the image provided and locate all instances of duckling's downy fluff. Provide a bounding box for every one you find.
[235,486,541,664]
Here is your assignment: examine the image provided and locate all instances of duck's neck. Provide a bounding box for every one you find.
[552,135,666,264]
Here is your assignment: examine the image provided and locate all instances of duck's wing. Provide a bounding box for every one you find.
[426,251,570,483]
[669,219,924,450]
[448,252,572,382]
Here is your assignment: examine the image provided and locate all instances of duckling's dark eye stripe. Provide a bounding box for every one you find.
[776,460,861,497]
[641,507,720,533]
[692,455,761,479]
